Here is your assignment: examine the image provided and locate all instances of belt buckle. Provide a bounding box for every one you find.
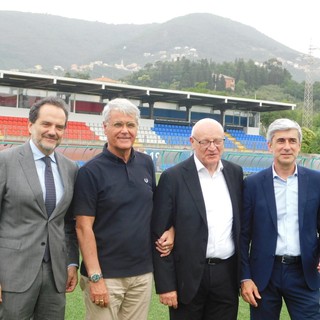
[207,258,216,265]
[281,256,287,264]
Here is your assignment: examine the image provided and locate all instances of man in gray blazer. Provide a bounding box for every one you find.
[0,97,79,320]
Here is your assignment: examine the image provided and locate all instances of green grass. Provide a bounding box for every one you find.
[66,281,290,319]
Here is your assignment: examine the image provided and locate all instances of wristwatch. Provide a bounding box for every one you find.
[88,273,103,283]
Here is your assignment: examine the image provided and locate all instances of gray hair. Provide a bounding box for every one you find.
[266,118,302,143]
[102,98,140,124]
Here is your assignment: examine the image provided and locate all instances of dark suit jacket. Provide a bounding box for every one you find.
[0,142,79,293]
[152,156,243,304]
[241,165,320,291]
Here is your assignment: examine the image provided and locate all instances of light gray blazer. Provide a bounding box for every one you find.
[0,142,79,293]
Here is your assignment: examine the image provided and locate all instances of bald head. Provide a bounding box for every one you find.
[190,118,225,174]
[191,118,224,137]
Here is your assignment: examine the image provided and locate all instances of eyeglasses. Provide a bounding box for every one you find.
[192,137,225,148]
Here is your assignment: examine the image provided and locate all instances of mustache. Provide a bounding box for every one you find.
[43,134,58,140]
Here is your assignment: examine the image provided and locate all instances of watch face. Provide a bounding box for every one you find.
[90,274,102,282]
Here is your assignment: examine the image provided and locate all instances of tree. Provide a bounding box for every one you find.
[137,74,151,86]
[235,80,248,95]
[64,71,90,79]
[260,109,302,132]
[301,127,316,153]
[308,129,320,154]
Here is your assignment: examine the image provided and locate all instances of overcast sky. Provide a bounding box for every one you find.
[1,0,319,57]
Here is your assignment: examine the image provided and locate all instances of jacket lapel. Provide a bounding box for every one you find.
[262,167,278,230]
[222,161,237,206]
[51,152,68,219]
[222,161,240,227]
[297,166,307,230]
[18,143,46,215]
[181,157,207,225]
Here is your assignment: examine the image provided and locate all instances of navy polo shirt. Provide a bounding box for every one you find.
[73,144,156,278]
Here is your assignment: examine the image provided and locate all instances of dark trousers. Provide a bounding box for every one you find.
[0,261,65,320]
[169,255,239,320]
[251,260,320,320]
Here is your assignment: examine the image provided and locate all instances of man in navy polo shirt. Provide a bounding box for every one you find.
[72,98,172,320]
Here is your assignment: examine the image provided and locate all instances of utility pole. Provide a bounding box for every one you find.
[302,46,315,128]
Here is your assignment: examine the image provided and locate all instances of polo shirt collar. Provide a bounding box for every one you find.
[102,143,135,163]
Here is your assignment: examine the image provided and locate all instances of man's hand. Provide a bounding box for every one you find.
[155,226,175,257]
[0,284,2,303]
[66,266,78,293]
[89,280,109,308]
[241,279,261,307]
[159,291,178,309]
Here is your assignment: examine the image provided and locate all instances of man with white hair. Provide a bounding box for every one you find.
[73,98,173,320]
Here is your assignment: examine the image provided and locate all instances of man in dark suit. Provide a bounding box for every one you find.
[0,97,79,320]
[152,118,243,320]
[241,118,320,319]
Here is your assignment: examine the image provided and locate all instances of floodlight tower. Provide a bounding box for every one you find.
[302,46,315,128]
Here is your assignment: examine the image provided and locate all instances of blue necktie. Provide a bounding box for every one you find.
[42,156,56,262]
[42,156,56,217]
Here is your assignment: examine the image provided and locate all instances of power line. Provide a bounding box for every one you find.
[302,45,318,128]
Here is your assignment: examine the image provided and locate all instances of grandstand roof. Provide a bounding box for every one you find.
[0,70,295,113]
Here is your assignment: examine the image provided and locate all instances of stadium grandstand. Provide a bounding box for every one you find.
[1,70,320,175]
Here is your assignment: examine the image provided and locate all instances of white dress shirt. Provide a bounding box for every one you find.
[273,164,301,256]
[194,155,235,259]
[30,139,64,206]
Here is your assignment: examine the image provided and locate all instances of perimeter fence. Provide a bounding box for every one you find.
[2,142,320,175]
